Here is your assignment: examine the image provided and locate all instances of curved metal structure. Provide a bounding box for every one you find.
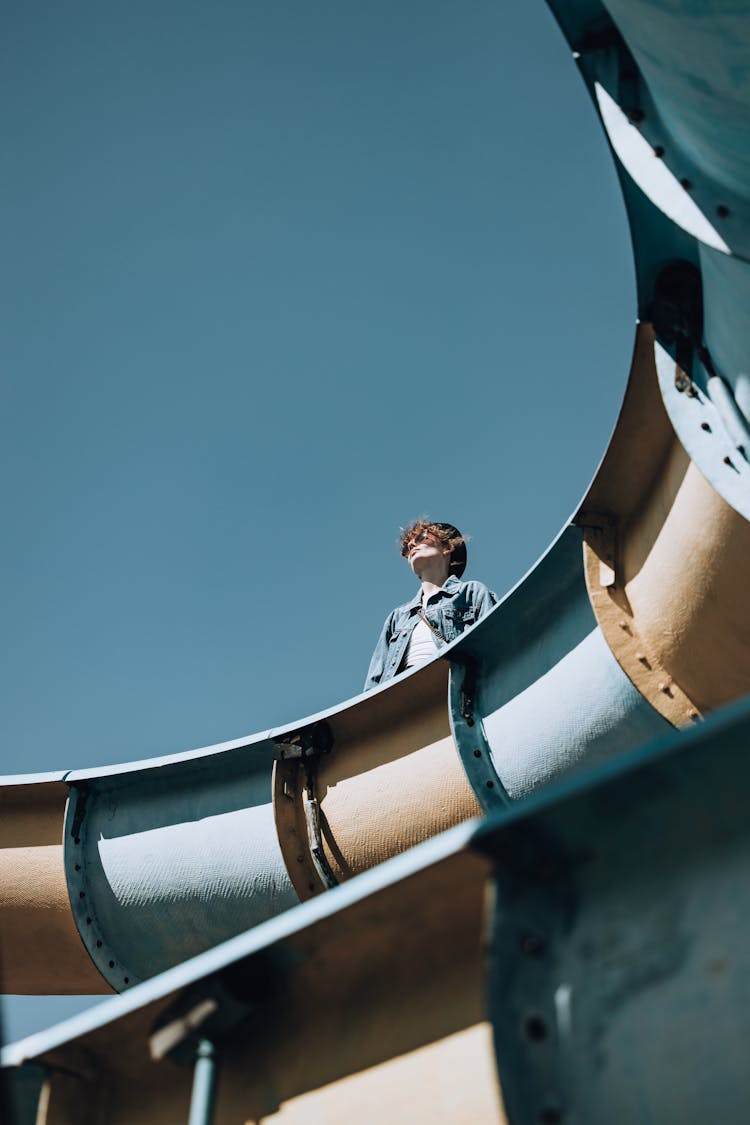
[2,0,750,1120]
[2,0,750,1002]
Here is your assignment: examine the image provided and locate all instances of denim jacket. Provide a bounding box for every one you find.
[364,576,497,691]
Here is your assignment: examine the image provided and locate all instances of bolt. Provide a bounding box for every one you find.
[296,855,304,863]
[74,863,81,871]
[716,204,730,219]
[525,1015,548,1042]
[653,145,665,158]
[680,177,693,190]
[86,917,91,925]
[628,107,645,124]
[124,977,129,984]
[79,891,85,899]
[689,711,701,723]
[486,779,494,789]
[74,836,80,845]
[96,940,102,948]
[109,960,115,969]
[473,749,482,758]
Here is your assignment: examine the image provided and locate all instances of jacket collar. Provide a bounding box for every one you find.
[406,573,461,612]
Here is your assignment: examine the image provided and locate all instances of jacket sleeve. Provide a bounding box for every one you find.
[363,611,395,692]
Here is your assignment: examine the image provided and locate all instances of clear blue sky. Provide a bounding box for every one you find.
[1,1,634,1038]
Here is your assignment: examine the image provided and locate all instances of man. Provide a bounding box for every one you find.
[364,519,497,691]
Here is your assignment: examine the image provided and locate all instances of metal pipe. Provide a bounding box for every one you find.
[187,1039,218,1125]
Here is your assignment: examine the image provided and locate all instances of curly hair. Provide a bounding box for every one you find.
[399,519,466,564]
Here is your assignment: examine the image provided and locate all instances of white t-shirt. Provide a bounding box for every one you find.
[403,616,438,669]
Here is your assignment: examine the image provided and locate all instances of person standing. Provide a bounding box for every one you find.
[364,520,496,691]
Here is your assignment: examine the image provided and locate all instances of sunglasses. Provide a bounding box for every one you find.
[401,533,436,558]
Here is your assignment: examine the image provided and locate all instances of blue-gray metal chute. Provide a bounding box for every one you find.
[63,738,296,989]
[448,527,669,804]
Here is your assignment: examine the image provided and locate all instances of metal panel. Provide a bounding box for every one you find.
[448,527,669,801]
[2,822,494,1125]
[655,336,750,523]
[64,746,297,990]
[483,627,668,798]
[480,697,750,1124]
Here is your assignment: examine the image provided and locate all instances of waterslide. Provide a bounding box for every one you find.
[3,0,750,1121]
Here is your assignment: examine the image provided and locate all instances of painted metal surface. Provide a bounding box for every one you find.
[655,340,750,524]
[63,741,297,989]
[449,527,669,798]
[481,696,750,1125]
[2,821,499,1124]
[7,701,750,1124]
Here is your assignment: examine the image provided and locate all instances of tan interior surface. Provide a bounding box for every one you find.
[0,783,110,994]
[274,661,480,898]
[577,324,750,723]
[28,848,497,1125]
[258,1022,506,1124]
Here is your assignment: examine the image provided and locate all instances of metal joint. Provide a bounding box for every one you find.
[274,720,339,890]
[273,719,334,762]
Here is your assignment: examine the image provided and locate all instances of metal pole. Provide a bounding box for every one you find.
[187,1039,218,1125]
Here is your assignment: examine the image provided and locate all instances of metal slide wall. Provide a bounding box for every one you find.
[2,0,750,1121]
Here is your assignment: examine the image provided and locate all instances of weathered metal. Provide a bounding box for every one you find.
[482,697,750,1125]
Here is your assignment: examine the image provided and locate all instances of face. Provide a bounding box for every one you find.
[403,532,451,576]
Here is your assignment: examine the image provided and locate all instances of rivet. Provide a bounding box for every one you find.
[109,960,115,969]
[79,891,85,899]
[96,940,103,948]
[524,1015,548,1042]
[296,855,304,864]
[486,780,494,789]
[86,917,91,925]
[658,682,673,696]
[124,977,130,984]
[473,749,482,758]
[74,836,80,845]
[680,177,692,190]
[541,1108,563,1124]
[636,653,651,668]
[701,422,712,432]
[653,144,665,158]
[716,204,730,219]
[628,107,645,124]
[308,883,315,892]
[724,456,735,468]
[74,863,81,871]
[689,711,701,723]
